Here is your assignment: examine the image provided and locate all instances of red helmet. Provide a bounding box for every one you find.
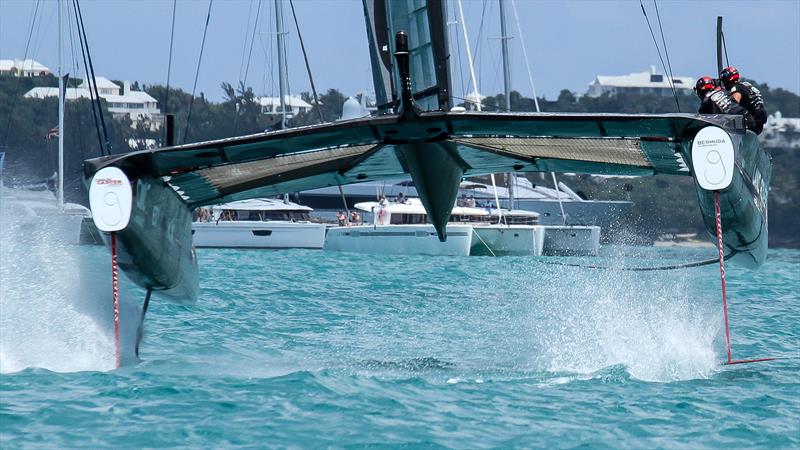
[720,66,740,86]
[695,76,718,97]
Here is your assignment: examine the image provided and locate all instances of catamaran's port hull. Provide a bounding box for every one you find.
[109,177,197,305]
[192,221,326,249]
[542,225,601,256]
[324,224,474,256]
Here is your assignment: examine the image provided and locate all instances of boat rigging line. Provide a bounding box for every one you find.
[74,0,111,156]
[233,0,263,134]
[164,0,177,120]
[639,0,681,112]
[288,0,325,124]
[184,0,214,144]
[653,0,680,111]
[2,0,41,150]
[71,0,105,156]
[540,251,737,272]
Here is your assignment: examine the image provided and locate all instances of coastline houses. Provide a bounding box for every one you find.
[587,66,694,98]
[0,59,51,77]
[24,76,162,128]
[257,95,313,118]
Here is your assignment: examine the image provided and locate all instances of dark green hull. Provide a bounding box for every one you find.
[689,131,771,269]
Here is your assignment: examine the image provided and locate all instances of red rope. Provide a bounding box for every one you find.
[714,191,733,364]
[111,232,121,368]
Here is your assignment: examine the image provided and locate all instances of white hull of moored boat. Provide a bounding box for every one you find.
[324,224,474,256]
[192,221,327,249]
[542,225,601,256]
[471,225,545,256]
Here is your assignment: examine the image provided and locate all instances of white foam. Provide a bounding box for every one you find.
[1,187,140,373]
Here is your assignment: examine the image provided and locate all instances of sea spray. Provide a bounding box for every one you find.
[0,187,141,373]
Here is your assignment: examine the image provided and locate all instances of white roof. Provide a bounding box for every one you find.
[23,87,92,100]
[211,198,312,212]
[591,67,693,90]
[257,95,313,108]
[104,90,158,104]
[0,58,50,72]
[80,76,119,90]
[24,86,158,105]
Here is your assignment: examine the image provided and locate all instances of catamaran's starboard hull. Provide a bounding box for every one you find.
[542,225,601,257]
[690,131,770,269]
[192,221,326,249]
[324,224,473,256]
[471,225,545,256]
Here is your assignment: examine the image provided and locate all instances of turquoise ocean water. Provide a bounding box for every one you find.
[1,241,798,448]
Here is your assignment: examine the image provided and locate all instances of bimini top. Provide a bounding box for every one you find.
[355,198,489,217]
[209,198,312,212]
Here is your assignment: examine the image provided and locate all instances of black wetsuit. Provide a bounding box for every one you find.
[698,88,758,133]
[730,81,767,134]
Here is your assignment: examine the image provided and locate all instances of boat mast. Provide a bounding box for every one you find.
[456,0,481,111]
[275,0,288,129]
[716,16,724,75]
[57,0,65,210]
[499,0,516,210]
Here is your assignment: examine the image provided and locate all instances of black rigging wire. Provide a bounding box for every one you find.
[71,0,104,155]
[74,0,111,155]
[288,0,325,124]
[541,251,737,271]
[234,0,263,134]
[653,0,681,111]
[184,0,214,144]
[639,0,680,112]
[2,0,41,149]
[721,31,730,69]
[164,0,177,117]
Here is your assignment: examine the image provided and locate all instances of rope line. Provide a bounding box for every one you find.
[111,232,121,368]
[288,0,325,124]
[653,0,681,111]
[164,0,177,117]
[74,0,111,155]
[184,0,214,144]
[639,0,680,112]
[2,0,41,148]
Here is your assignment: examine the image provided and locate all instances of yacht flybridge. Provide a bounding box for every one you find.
[83,0,770,370]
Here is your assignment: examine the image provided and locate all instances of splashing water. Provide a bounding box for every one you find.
[0,187,140,373]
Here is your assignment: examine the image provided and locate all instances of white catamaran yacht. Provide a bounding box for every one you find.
[324,198,546,256]
[192,198,326,249]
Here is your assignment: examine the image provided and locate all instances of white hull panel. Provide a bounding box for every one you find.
[324,224,474,256]
[471,225,545,256]
[193,221,326,249]
[542,226,601,256]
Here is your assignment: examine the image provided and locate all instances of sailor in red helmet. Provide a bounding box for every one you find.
[720,66,767,134]
[695,76,757,132]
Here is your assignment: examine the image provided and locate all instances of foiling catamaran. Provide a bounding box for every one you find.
[82,2,770,367]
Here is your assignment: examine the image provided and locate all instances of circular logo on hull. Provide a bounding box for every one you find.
[691,126,735,191]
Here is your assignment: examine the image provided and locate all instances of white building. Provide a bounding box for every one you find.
[587,66,694,98]
[0,59,51,77]
[760,111,800,149]
[24,77,161,128]
[257,95,313,118]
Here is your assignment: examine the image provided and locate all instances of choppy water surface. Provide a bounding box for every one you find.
[1,239,798,448]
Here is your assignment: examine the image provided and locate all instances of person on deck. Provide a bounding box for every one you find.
[695,76,758,133]
[396,192,407,204]
[719,66,767,135]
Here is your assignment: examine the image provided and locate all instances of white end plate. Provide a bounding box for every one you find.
[691,126,735,191]
[89,167,133,232]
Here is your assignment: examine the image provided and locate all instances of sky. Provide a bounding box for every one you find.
[1,0,798,104]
